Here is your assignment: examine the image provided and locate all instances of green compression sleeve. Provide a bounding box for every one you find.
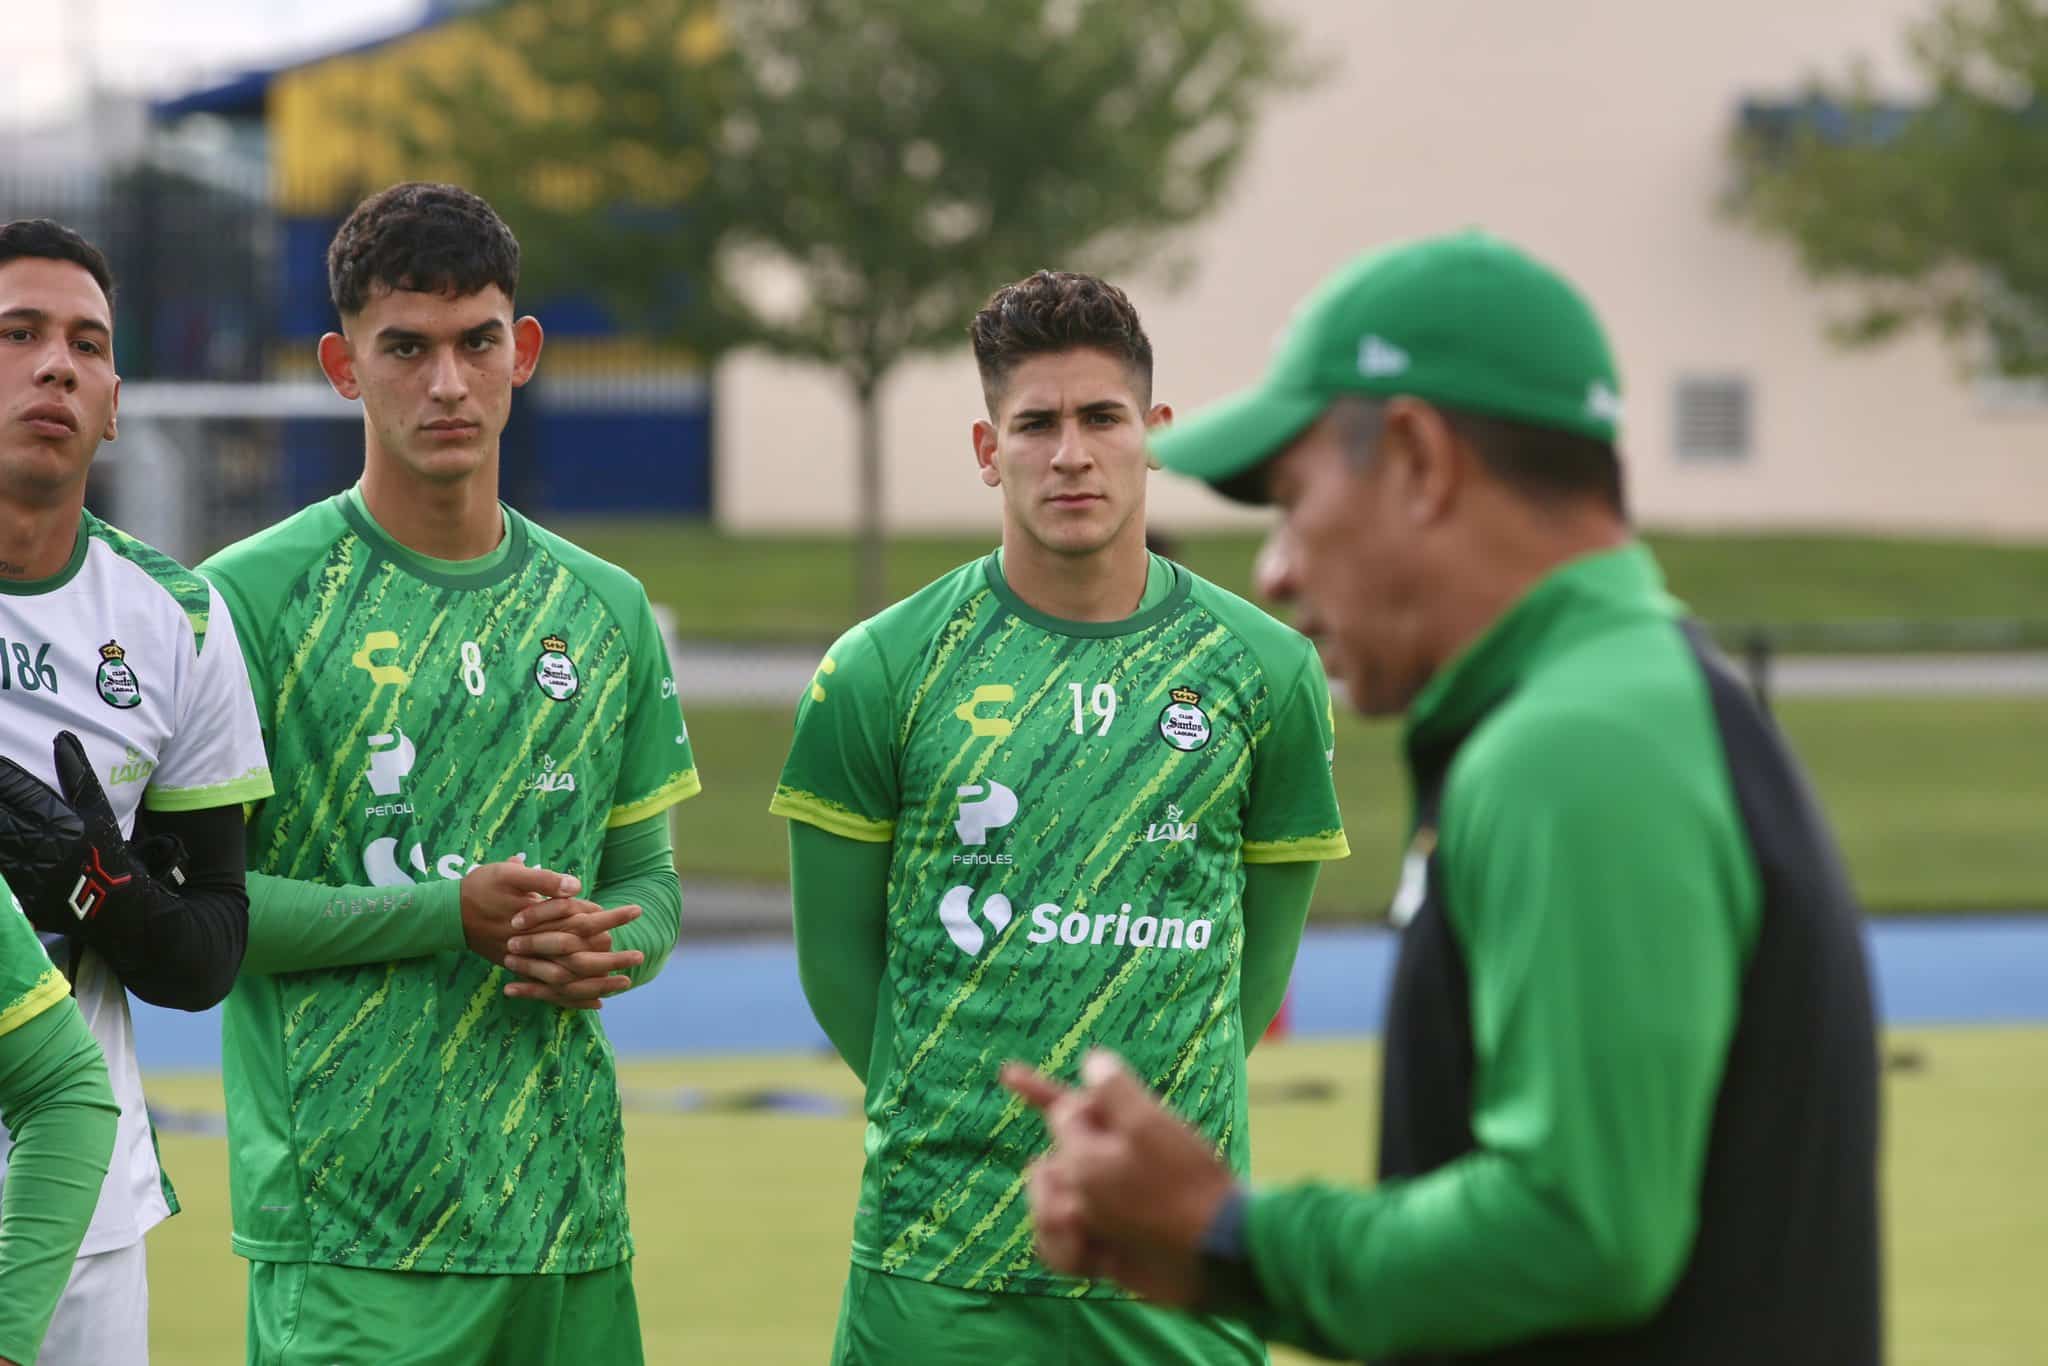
[597,813,683,988]
[787,820,890,1084]
[1239,861,1319,1049]
[241,872,463,975]
[1234,707,1755,1359]
[0,1002,118,1366]
[244,817,676,983]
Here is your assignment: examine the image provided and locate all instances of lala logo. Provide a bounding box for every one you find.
[530,753,577,795]
[1145,803,1197,845]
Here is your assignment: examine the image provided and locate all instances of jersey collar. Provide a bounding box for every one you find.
[1403,542,1683,761]
[337,485,528,591]
[982,551,1190,638]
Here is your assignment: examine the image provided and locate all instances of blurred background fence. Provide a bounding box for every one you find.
[1,151,712,567]
[3,0,2044,927]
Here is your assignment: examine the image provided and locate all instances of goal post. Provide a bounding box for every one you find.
[97,380,364,566]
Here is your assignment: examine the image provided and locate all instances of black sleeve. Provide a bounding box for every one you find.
[74,804,249,1012]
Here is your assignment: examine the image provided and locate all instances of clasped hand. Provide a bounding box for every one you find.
[458,861,643,1010]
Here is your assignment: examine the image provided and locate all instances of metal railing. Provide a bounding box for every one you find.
[1717,621,2048,710]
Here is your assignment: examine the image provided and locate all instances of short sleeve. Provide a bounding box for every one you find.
[144,582,275,812]
[0,887,67,1041]
[1242,646,1349,864]
[769,624,899,844]
[608,592,701,828]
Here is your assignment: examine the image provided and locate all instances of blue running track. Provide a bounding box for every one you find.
[130,915,2048,1072]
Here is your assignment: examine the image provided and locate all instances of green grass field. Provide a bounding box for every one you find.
[141,1027,2048,1364]
[673,697,2048,914]
[548,520,2048,648]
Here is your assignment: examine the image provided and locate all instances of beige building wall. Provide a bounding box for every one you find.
[717,0,2048,538]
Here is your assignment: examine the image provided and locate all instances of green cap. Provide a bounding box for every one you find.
[1150,229,1621,499]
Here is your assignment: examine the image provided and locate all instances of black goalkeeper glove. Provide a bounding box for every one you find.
[129,831,189,890]
[0,731,151,936]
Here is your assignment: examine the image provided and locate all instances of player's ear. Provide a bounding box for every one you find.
[510,315,544,388]
[1384,398,1461,527]
[317,332,359,401]
[1144,403,1171,469]
[103,374,119,442]
[972,419,1001,488]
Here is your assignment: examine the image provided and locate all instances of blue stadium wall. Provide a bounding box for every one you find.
[276,212,713,518]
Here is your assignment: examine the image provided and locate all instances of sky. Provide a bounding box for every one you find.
[2,0,426,129]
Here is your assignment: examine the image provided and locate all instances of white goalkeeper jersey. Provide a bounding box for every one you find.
[0,510,271,1255]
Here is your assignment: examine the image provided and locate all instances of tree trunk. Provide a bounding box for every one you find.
[853,375,887,618]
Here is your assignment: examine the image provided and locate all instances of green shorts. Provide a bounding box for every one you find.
[831,1262,1267,1366]
[245,1258,642,1365]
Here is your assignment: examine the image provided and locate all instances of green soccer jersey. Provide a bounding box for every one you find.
[200,488,699,1275]
[772,553,1347,1296]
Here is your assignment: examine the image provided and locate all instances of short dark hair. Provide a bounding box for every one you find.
[327,182,520,318]
[970,270,1153,412]
[1446,408,1626,516]
[0,219,116,312]
[1330,395,1626,516]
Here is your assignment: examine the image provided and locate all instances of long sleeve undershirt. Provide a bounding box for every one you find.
[47,803,250,1013]
[0,1001,118,1366]
[242,812,681,989]
[788,821,1320,1085]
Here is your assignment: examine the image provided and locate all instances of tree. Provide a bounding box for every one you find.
[1730,0,2048,380]
[392,0,1308,614]
[356,0,748,353]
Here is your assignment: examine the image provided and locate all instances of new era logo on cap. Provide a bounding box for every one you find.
[1150,231,1622,494]
[1359,334,1410,378]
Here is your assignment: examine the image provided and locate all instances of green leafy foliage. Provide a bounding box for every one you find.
[1730,0,2048,377]
[387,0,1310,609]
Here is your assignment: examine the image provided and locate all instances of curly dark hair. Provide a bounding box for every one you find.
[970,270,1153,413]
[0,219,116,311]
[327,182,520,317]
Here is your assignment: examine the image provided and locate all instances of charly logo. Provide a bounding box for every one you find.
[533,634,580,702]
[953,684,1015,740]
[1388,826,1437,928]
[1157,686,1212,752]
[351,631,410,688]
[1144,803,1197,845]
[365,729,417,815]
[95,640,141,709]
[530,753,577,796]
